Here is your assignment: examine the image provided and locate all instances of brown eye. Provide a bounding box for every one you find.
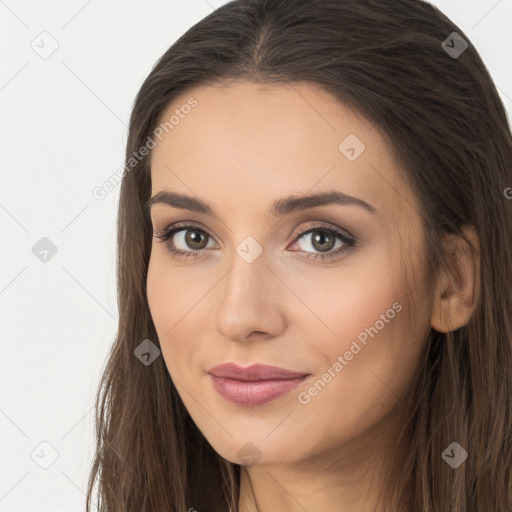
[287,223,357,262]
[293,226,354,254]
[308,229,337,252]
[182,228,210,250]
[155,226,215,252]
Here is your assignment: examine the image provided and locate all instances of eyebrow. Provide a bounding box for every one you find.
[145,190,378,217]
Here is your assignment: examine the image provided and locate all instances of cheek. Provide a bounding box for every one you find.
[293,237,429,361]
[293,261,429,417]
[146,255,210,379]
[325,274,405,354]
[286,252,407,355]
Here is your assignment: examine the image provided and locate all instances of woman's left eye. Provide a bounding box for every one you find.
[153,222,357,262]
[290,224,357,261]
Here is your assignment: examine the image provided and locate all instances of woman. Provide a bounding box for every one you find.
[86,0,512,511]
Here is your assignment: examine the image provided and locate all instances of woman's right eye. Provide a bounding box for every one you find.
[154,224,216,259]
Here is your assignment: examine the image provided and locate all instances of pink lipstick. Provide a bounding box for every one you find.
[208,362,310,406]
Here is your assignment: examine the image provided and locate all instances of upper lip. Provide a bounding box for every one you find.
[208,362,310,381]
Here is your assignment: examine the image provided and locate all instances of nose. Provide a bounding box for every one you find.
[212,249,288,343]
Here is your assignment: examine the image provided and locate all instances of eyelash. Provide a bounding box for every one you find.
[153,221,357,262]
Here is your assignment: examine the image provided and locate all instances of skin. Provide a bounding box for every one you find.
[146,80,480,512]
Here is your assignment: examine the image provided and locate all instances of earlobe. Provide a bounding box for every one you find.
[430,225,481,333]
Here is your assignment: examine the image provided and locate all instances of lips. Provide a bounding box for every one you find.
[208,363,311,406]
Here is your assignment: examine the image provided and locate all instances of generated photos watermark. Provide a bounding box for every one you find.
[298,301,403,405]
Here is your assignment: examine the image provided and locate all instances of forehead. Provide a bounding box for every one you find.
[149,80,409,219]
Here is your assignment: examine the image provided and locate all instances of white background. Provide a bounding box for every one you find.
[1,1,511,510]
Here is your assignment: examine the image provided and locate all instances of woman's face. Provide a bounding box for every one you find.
[147,80,434,466]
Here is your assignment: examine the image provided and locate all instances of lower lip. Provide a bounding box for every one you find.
[209,374,309,406]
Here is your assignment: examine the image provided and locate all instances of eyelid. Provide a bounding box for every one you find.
[291,221,355,241]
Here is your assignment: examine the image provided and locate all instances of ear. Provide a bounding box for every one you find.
[430,225,481,333]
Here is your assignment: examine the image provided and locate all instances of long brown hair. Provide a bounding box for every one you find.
[85,0,512,510]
